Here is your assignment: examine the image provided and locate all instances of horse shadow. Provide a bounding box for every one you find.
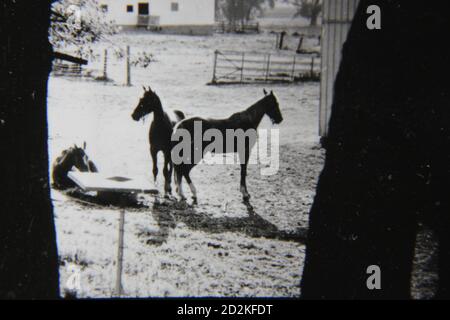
[144,199,307,246]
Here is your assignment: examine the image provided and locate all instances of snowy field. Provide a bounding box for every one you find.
[47,24,441,299]
[48,30,324,298]
[48,33,323,297]
[41,0,437,299]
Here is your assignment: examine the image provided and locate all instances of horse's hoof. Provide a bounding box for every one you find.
[242,194,251,202]
[191,197,198,205]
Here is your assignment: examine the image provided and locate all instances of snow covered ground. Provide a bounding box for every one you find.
[48,30,324,298]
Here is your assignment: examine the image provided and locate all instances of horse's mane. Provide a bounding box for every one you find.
[245,94,272,112]
[54,148,73,166]
[149,91,184,123]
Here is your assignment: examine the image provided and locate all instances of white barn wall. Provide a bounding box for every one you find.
[152,0,215,25]
[319,0,360,137]
[98,0,215,32]
[100,0,139,26]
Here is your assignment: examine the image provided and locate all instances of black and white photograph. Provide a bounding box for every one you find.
[1,0,449,303]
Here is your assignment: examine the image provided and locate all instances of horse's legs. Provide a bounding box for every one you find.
[150,147,159,184]
[183,170,197,204]
[174,165,186,200]
[240,163,250,201]
[162,150,172,197]
[240,151,251,201]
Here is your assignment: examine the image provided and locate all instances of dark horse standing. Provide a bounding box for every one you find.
[52,142,98,190]
[131,86,185,197]
[172,90,283,203]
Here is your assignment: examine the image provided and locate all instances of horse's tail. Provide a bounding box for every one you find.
[173,163,182,186]
[173,110,185,122]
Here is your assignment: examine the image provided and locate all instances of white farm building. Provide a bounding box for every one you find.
[98,0,216,34]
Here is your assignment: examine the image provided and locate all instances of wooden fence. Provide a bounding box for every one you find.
[52,60,84,77]
[215,21,260,34]
[209,50,320,85]
[51,46,133,86]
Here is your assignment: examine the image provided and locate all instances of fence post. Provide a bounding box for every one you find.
[75,64,82,77]
[291,55,297,82]
[126,46,131,86]
[278,31,286,50]
[115,209,125,296]
[212,50,218,84]
[76,49,82,77]
[240,52,245,83]
[310,56,315,78]
[265,54,271,81]
[296,35,304,53]
[103,49,108,80]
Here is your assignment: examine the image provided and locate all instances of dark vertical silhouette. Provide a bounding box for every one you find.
[0,1,59,298]
[302,1,449,299]
[279,31,286,50]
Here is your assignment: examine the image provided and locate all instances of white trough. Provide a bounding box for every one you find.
[67,171,158,194]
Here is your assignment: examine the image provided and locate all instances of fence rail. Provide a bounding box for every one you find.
[51,46,134,85]
[52,61,82,76]
[215,21,260,34]
[210,50,320,85]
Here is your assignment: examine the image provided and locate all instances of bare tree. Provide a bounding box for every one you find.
[293,0,322,26]
[50,0,117,58]
[218,0,275,30]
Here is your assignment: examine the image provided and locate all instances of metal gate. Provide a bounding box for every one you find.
[319,0,360,137]
[210,50,320,85]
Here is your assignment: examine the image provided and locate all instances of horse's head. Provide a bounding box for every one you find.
[68,143,90,172]
[131,86,161,121]
[263,89,283,124]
